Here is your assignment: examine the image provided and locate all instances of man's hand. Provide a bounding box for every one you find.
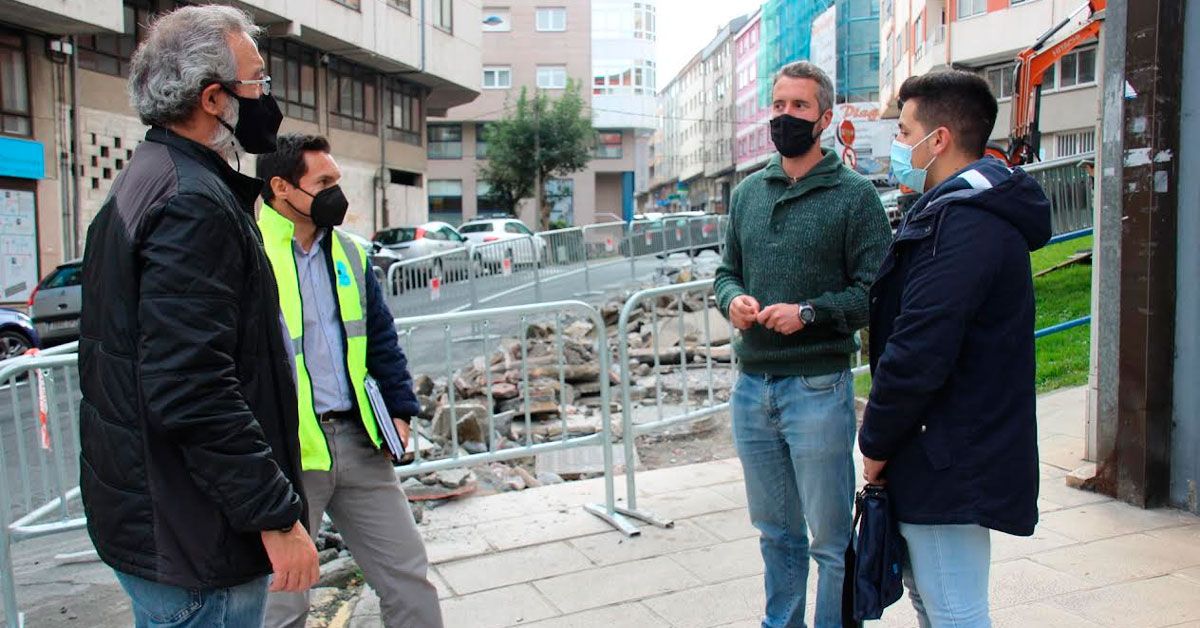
[863,457,888,486]
[261,523,319,593]
[393,418,411,450]
[756,303,805,335]
[384,418,412,463]
[729,295,761,330]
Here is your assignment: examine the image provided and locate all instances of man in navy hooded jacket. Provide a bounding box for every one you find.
[859,71,1051,626]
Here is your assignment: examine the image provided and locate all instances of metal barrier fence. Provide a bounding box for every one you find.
[1024,151,1095,236]
[386,247,480,317]
[610,280,737,529]
[391,300,633,534]
[1,352,86,628]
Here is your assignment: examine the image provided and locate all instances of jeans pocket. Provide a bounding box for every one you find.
[799,370,845,392]
[117,572,203,624]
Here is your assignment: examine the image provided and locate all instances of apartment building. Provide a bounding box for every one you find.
[424,0,657,227]
[880,0,1100,160]
[733,10,773,181]
[700,15,748,214]
[0,0,481,307]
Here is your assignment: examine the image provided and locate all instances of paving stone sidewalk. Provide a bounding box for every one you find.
[6,387,1200,627]
[345,387,1200,628]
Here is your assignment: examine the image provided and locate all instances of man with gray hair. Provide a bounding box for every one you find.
[715,61,891,627]
[78,5,319,626]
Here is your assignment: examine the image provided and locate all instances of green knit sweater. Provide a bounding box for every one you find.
[715,150,892,376]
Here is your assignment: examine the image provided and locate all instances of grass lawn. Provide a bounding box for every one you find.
[854,235,1093,398]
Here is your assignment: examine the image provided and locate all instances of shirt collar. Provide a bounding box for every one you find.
[293,229,328,258]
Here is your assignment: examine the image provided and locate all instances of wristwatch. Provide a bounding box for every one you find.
[798,303,817,325]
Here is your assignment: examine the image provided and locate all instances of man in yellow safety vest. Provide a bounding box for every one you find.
[256,133,442,628]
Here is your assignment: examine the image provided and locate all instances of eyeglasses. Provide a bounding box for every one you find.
[226,76,272,96]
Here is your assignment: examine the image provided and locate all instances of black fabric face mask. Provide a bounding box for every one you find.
[770,113,821,158]
[293,184,350,228]
[219,87,284,154]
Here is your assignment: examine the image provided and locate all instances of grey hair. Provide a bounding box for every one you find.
[773,61,835,113]
[128,5,261,128]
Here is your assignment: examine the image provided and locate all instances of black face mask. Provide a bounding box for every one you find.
[293,184,349,228]
[770,113,821,158]
[219,87,284,154]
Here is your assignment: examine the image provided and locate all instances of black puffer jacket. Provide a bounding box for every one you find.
[79,127,306,588]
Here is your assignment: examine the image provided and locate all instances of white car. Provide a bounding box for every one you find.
[458,218,546,269]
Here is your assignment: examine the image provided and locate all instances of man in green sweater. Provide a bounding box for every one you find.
[715,61,891,628]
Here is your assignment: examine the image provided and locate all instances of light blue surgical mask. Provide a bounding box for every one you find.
[890,130,938,192]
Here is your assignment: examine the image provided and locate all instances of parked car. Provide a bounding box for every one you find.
[375,222,476,288]
[30,260,82,347]
[0,308,38,360]
[458,218,546,269]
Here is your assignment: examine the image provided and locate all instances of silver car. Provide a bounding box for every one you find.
[375,222,476,289]
[375,222,471,260]
[31,260,82,347]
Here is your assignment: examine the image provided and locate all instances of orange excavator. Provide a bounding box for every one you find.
[987,0,1107,166]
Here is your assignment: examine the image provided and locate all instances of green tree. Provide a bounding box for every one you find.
[477,82,595,230]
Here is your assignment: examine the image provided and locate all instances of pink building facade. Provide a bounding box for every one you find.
[734,11,773,180]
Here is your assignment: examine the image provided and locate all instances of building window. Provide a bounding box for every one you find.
[536,7,567,32]
[595,131,622,159]
[387,0,412,12]
[537,66,567,89]
[914,15,925,58]
[1056,47,1097,89]
[77,0,155,77]
[330,0,362,8]
[326,58,377,134]
[385,78,422,145]
[882,0,893,20]
[476,123,492,158]
[477,181,503,213]
[984,64,1015,100]
[264,39,318,122]
[482,66,512,89]
[428,180,463,222]
[593,60,655,96]
[633,2,656,40]
[0,30,30,136]
[482,7,511,31]
[428,124,463,159]
[433,0,453,32]
[1055,129,1096,158]
[957,0,986,19]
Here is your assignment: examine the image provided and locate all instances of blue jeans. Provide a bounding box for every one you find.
[732,370,856,628]
[899,523,992,628]
[115,570,270,627]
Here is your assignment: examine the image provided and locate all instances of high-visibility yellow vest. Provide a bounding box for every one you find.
[258,203,381,471]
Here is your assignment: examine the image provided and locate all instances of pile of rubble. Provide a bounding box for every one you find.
[400,260,737,498]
